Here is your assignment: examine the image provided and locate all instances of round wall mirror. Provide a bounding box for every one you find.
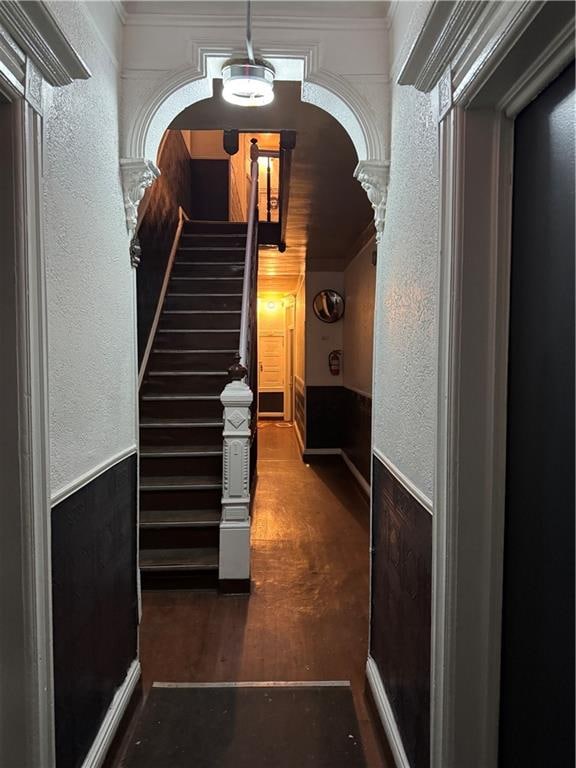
[312,290,345,323]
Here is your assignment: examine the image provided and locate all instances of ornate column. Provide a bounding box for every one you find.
[119,157,160,267]
[219,357,253,588]
[354,160,390,242]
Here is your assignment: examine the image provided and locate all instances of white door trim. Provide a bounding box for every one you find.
[398,2,575,766]
[0,12,91,768]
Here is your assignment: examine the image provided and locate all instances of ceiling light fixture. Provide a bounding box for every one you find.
[222,0,275,107]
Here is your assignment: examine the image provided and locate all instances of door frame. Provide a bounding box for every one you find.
[0,7,90,767]
[399,2,575,766]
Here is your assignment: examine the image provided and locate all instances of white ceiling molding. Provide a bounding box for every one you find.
[397,0,575,115]
[0,0,90,86]
[0,23,26,100]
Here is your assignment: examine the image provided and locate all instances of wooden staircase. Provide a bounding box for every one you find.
[139,220,248,588]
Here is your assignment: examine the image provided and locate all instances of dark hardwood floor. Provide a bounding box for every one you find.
[139,422,393,768]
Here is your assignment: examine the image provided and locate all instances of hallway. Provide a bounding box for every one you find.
[139,423,390,767]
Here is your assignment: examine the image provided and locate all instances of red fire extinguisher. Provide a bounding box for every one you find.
[328,349,342,376]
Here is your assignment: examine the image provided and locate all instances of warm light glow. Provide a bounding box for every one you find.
[221,62,275,107]
[222,80,274,107]
[267,301,276,310]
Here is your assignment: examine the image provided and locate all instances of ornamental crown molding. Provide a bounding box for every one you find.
[120,157,160,236]
[397,0,574,112]
[0,0,90,86]
[354,160,390,244]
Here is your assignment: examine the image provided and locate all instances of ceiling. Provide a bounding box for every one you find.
[171,80,374,292]
[124,2,388,20]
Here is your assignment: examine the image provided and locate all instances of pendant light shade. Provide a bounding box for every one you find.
[221,0,275,107]
[222,61,275,106]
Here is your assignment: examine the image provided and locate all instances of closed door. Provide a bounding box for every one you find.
[259,333,285,414]
[499,61,575,767]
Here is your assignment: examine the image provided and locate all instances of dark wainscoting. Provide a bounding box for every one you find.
[259,391,284,414]
[305,386,345,449]
[52,454,138,768]
[137,130,193,366]
[294,377,306,447]
[371,454,432,768]
[342,388,371,485]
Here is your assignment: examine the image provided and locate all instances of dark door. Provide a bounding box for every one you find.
[499,62,575,766]
[189,159,229,220]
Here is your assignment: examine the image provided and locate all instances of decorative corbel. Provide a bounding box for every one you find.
[354,160,390,243]
[119,158,160,258]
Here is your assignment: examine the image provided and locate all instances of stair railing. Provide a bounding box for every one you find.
[218,138,260,590]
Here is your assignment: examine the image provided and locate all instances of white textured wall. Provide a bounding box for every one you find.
[372,1,439,501]
[44,2,135,496]
[305,271,344,386]
[343,237,376,396]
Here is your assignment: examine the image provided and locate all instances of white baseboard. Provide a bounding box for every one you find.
[341,450,371,497]
[366,656,411,768]
[294,421,305,454]
[302,447,371,497]
[81,659,141,768]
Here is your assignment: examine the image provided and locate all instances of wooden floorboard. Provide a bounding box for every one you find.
[138,422,393,768]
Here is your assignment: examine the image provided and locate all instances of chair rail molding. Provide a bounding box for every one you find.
[119,157,160,241]
[397,2,575,767]
[354,160,390,243]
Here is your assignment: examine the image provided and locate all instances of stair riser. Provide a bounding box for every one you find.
[180,234,247,248]
[172,263,245,278]
[140,398,222,420]
[140,527,219,550]
[164,294,242,311]
[140,488,222,511]
[184,221,248,235]
[141,374,228,396]
[141,571,218,590]
[159,312,241,331]
[140,453,222,477]
[176,248,246,263]
[169,278,243,294]
[148,351,235,372]
[154,330,240,351]
[140,425,223,447]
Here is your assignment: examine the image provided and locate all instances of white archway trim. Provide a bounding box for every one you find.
[126,44,385,164]
[122,43,387,236]
[119,157,160,238]
[354,160,390,243]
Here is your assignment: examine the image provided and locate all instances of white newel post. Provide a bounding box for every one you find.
[219,376,253,583]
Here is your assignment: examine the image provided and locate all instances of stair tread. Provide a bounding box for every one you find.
[152,348,237,354]
[140,445,223,455]
[175,262,245,266]
[140,475,222,489]
[140,547,219,571]
[140,417,223,426]
[141,394,221,401]
[171,276,244,281]
[163,310,241,314]
[141,508,221,528]
[147,371,228,376]
[157,329,239,333]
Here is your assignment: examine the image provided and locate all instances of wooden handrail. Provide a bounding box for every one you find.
[238,142,259,370]
[138,206,189,387]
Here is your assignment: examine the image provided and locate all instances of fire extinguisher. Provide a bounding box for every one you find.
[328,349,342,376]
